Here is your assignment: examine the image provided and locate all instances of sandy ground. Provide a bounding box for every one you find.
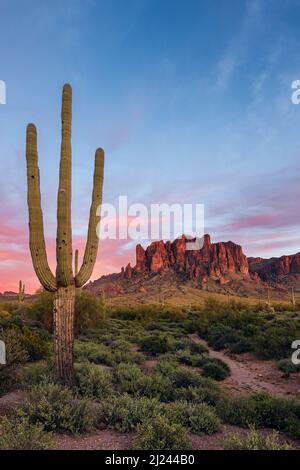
[189,334,300,399]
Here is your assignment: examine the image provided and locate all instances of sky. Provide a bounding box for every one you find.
[1,0,300,293]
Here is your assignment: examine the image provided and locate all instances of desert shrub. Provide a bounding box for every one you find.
[139,335,174,355]
[111,304,187,323]
[114,363,144,393]
[0,327,28,395]
[189,341,209,354]
[217,393,300,439]
[173,384,221,406]
[200,357,230,381]
[176,349,205,367]
[134,415,191,450]
[74,340,112,365]
[74,340,144,366]
[228,338,252,354]
[171,367,203,388]
[21,361,53,387]
[75,291,105,334]
[253,322,300,359]
[0,415,53,450]
[206,324,238,350]
[21,326,50,361]
[192,299,300,361]
[224,427,293,450]
[75,363,114,399]
[97,394,162,432]
[277,359,300,376]
[27,290,105,335]
[19,383,95,434]
[166,401,221,435]
[26,290,53,331]
[138,374,173,401]
[113,362,172,400]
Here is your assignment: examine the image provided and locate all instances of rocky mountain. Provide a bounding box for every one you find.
[120,234,249,285]
[248,253,300,285]
[87,235,300,301]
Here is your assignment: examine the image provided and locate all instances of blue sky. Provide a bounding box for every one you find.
[1,0,300,291]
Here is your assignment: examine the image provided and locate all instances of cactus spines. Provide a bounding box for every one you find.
[75,249,79,277]
[26,124,57,292]
[26,84,105,384]
[18,280,25,303]
[75,147,104,287]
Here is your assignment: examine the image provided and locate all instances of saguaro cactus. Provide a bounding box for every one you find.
[18,280,25,303]
[291,287,296,308]
[26,84,104,385]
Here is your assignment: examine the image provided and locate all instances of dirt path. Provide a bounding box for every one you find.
[56,429,134,450]
[189,334,300,398]
[0,391,26,416]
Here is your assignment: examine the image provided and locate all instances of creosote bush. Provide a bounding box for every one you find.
[75,362,114,399]
[97,394,162,433]
[139,334,175,355]
[217,393,300,439]
[0,415,53,450]
[224,427,293,450]
[165,401,221,435]
[200,357,231,381]
[19,383,96,434]
[134,415,191,450]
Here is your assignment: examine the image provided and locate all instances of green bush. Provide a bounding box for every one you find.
[21,361,53,387]
[75,363,114,399]
[134,415,191,450]
[166,401,221,435]
[173,384,221,406]
[176,349,205,367]
[27,290,106,335]
[21,326,50,361]
[253,323,299,359]
[0,415,53,450]
[114,363,144,393]
[277,359,300,376]
[217,393,300,439]
[0,327,28,395]
[74,340,144,366]
[26,290,53,331]
[75,291,106,334]
[20,383,95,434]
[200,358,231,381]
[139,335,174,355]
[113,363,173,400]
[97,394,162,432]
[224,427,293,450]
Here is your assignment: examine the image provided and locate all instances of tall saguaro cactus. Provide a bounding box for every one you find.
[26,84,104,385]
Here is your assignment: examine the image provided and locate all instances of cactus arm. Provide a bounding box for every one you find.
[56,84,73,286]
[75,249,79,277]
[75,148,104,287]
[26,124,57,292]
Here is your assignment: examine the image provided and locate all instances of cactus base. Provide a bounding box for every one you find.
[53,285,75,385]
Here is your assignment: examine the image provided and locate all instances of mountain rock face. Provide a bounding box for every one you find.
[120,234,249,285]
[249,253,300,281]
[87,235,300,299]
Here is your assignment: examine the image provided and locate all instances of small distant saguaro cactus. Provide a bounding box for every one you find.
[26,84,104,385]
[18,280,25,303]
[291,287,296,308]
